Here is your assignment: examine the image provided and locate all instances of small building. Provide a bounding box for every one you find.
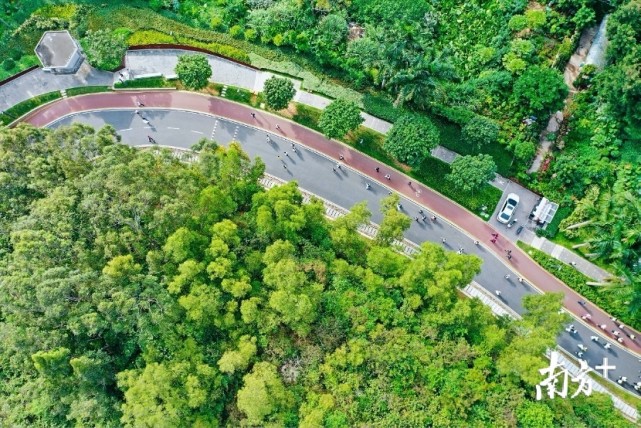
[34,30,83,74]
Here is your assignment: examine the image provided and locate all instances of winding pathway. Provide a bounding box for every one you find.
[19,91,641,398]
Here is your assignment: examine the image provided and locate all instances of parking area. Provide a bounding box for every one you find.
[489,179,544,242]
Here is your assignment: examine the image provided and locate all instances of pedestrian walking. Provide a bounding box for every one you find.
[599,324,607,330]
[490,238,497,244]
[284,151,289,157]
[492,233,499,238]
[147,135,154,143]
[276,124,281,130]
[577,351,584,358]
[408,181,412,186]
[631,334,636,340]
[135,109,140,115]
[456,249,462,255]
[578,300,586,306]
[612,330,621,337]
[618,337,625,343]
[339,155,344,160]
[518,277,523,283]
[474,240,479,245]
[385,174,391,180]
[415,217,420,222]
[611,317,618,322]
[137,100,144,107]
[375,167,380,173]
[336,163,342,170]
[397,203,403,211]
[604,343,612,349]
[504,274,510,280]
[590,336,599,342]
[283,164,288,170]
[421,215,427,221]
[619,323,626,329]
[441,237,447,243]
[570,261,577,267]
[251,112,256,118]
[418,209,424,214]
[507,254,512,260]
[578,344,588,352]
[495,290,501,296]
[581,314,591,320]
[366,183,371,190]
[431,215,437,222]
[332,167,336,172]
[143,119,150,125]
[291,143,295,149]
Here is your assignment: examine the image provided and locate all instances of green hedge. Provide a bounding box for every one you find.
[66,86,112,96]
[114,77,175,89]
[517,242,637,329]
[222,86,252,104]
[362,93,405,123]
[0,91,62,125]
[292,103,322,132]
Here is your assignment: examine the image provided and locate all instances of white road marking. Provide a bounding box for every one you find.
[118,128,132,132]
[191,130,204,134]
[167,126,180,130]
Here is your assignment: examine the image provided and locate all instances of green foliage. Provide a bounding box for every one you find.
[292,103,322,132]
[447,154,497,192]
[362,93,405,122]
[462,115,500,149]
[2,58,15,71]
[383,114,440,167]
[114,76,175,89]
[81,29,128,71]
[318,98,364,139]
[175,54,212,90]
[513,66,568,116]
[65,86,112,96]
[0,123,633,427]
[263,76,296,110]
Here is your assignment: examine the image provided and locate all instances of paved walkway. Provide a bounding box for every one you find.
[20,91,641,360]
[0,61,112,112]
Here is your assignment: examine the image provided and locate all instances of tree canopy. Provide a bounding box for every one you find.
[80,29,127,70]
[383,114,440,166]
[0,123,631,427]
[448,154,497,192]
[512,66,568,117]
[175,54,213,90]
[263,76,296,110]
[318,98,364,139]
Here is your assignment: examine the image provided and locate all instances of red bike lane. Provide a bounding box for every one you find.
[21,90,641,356]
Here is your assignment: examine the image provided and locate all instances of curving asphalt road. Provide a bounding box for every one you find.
[21,91,641,395]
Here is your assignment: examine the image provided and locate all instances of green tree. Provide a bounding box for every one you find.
[263,76,296,110]
[175,54,212,90]
[447,154,497,192]
[462,115,499,149]
[318,98,364,139]
[383,114,439,166]
[375,194,411,246]
[81,30,127,70]
[513,66,568,116]
[237,362,288,425]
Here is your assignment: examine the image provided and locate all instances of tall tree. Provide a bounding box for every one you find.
[447,154,497,192]
[263,76,296,110]
[175,54,213,90]
[383,114,440,166]
[318,98,364,139]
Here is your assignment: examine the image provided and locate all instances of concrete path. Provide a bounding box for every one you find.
[0,61,112,112]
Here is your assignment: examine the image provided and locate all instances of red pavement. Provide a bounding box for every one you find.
[21,90,641,356]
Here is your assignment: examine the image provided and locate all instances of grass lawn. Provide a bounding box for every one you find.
[0,91,62,125]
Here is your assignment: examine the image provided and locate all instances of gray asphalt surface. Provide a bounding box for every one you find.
[49,109,641,394]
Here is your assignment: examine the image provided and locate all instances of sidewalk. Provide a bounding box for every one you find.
[520,231,614,282]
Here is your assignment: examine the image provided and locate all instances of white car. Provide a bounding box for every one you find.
[497,193,520,224]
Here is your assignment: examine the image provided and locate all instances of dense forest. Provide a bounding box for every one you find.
[0,123,633,426]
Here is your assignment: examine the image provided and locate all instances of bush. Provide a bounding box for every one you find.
[81,30,127,70]
[2,58,16,71]
[114,77,174,89]
[447,154,497,192]
[292,103,322,132]
[462,115,500,149]
[66,86,111,96]
[384,114,440,167]
[127,30,176,45]
[224,86,252,104]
